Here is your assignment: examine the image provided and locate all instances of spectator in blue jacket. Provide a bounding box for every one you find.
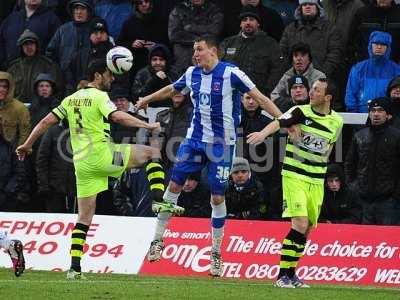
[95,0,133,40]
[0,0,60,69]
[46,0,94,95]
[345,31,400,113]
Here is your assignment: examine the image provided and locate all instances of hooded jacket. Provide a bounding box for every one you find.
[345,31,400,113]
[29,73,60,128]
[280,4,343,80]
[320,164,362,224]
[0,72,31,146]
[131,43,177,106]
[66,17,114,91]
[46,0,94,75]
[349,0,400,63]
[95,0,133,39]
[0,5,60,68]
[7,30,63,103]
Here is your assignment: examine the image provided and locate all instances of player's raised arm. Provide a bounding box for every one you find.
[247,87,282,118]
[135,84,178,111]
[247,107,305,145]
[110,110,160,131]
[16,112,59,160]
[247,119,280,145]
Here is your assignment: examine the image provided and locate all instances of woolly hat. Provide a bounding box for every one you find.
[298,0,323,10]
[90,18,109,35]
[238,5,262,25]
[368,97,392,114]
[230,157,251,174]
[288,74,310,92]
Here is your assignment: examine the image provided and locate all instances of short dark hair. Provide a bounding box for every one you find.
[87,59,109,81]
[194,35,219,49]
[318,78,336,103]
[290,42,312,62]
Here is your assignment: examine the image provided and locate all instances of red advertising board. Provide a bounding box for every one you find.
[140,218,400,286]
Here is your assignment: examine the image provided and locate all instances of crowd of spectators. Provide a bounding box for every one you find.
[1,0,400,225]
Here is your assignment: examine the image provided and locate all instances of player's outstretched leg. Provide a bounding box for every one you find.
[0,231,25,277]
[128,145,184,215]
[209,200,226,277]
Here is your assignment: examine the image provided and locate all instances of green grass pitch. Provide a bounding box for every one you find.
[0,268,398,300]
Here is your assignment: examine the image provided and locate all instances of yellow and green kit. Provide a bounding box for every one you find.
[278,104,343,225]
[52,87,131,198]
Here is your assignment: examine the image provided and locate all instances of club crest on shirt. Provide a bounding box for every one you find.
[212,81,221,92]
[199,93,211,105]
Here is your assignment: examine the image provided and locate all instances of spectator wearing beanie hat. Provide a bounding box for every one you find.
[67,17,115,93]
[222,0,284,42]
[225,157,265,220]
[345,96,400,225]
[275,74,310,112]
[280,0,343,83]
[271,42,325,103]
[220,5,285,96]
[131,43,177,107]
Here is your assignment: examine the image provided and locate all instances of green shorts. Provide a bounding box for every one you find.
[74,142,131,198]
[282,176,324,226]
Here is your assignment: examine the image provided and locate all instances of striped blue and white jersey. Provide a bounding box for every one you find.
[173,62,255,145]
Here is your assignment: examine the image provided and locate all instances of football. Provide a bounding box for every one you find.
[106,46,133,75]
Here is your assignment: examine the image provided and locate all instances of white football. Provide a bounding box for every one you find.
[106,46,133,75]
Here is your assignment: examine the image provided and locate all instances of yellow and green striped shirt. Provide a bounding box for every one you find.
[278,105,343,184]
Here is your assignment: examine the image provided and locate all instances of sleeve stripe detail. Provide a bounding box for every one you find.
[57,106,67,117]
[51,111,61,121]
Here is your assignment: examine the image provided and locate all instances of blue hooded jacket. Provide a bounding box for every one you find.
[95,0,133,40]
[345,31,400,113]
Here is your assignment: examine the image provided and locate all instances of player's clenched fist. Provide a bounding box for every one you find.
[15,143,32,161]
[147,122,161,131]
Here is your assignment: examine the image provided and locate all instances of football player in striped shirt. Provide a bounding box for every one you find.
[136,35,282,276]
[248,78,343,287]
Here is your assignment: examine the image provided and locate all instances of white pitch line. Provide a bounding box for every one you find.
[0,279,398,292]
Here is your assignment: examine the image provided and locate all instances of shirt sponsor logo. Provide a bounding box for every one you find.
[226,48,236,55]
[199,93,211,106]
[298,132,329,154]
